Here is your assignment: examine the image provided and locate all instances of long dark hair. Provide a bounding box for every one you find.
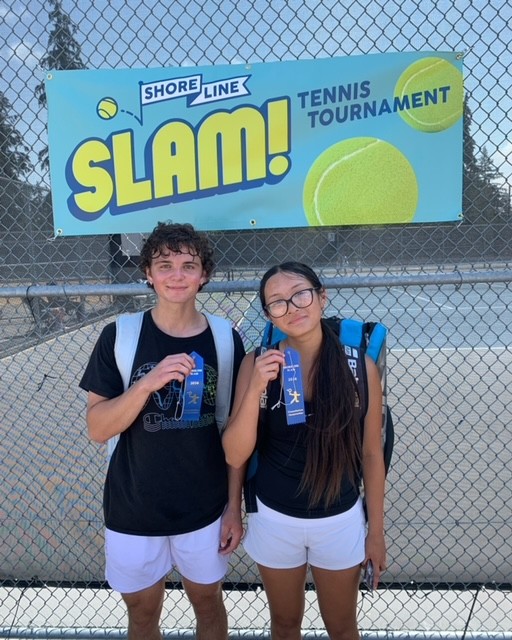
[260,262,362,508]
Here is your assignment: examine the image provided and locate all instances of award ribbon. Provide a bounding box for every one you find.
[282,347,306,425]
[181,351,204,421]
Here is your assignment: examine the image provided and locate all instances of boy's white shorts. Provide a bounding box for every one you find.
[105,515,229,593]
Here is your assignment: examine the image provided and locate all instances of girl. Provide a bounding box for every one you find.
[222,262,386,640]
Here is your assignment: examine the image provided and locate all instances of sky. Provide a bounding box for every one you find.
[1,0,511,186]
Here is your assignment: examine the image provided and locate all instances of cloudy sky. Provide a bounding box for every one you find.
[1,0,511,185]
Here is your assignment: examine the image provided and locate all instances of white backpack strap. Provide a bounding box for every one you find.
[115,312,145,390]
[108,311,145,457]
[204,312,234,431]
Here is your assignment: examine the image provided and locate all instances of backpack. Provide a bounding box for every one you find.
[244,316,394,514]
[108,311,235,458]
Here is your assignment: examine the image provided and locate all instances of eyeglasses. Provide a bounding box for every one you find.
[264,287,320,318]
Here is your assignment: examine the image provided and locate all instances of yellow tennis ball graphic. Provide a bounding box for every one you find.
[303,137,418,226]
[394,57,463,132]
[97,97,118,120]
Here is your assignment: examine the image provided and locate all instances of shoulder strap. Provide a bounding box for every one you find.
[365,321,387,363]
[339,317,365,349]
[361,321,393,475]
[324,317,368,418]
[339,318,387,363]
[115,311,145,391]
[109,311,145,458]
[340,318,394,476]
[325,316,394,476]
[204,312,234,432]
[109,311,234,456]
[342,342,368,420]
[262,321,286,348]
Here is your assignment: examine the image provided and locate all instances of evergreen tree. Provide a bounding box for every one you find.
[462,96,481,224]
[0,90,33,230]
[475,147,510,222]
[35,0,86,172]
[462,96,510,223]
[0,91,32,180]
[463,96,478,176]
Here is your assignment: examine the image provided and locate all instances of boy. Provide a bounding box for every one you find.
[80,222,245,640]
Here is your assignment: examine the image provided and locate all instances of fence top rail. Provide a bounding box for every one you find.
[1,269,512,299]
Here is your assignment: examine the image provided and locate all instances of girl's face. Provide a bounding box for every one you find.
[263,271,326,336]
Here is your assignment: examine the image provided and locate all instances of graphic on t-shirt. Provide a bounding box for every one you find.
[203,364,218,407]
[131,361,218,430]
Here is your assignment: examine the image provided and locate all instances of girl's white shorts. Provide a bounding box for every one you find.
[105,515,229,593]
[244,497,366,570]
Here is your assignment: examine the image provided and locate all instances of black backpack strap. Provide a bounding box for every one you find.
[244,458,258,513]
[383,405,394,476]
[343,342,368,422]
[362,322,394,477]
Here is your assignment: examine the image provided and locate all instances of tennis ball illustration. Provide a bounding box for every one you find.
[394,57,463,132]
[303,137,418,226]
[97,97,118,120]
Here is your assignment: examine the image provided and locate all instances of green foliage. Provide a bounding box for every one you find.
[0,92,32,180]
[463,96,510,223]
[35,0,86,172]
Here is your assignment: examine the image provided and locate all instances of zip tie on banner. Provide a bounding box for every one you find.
[456,45,474,60]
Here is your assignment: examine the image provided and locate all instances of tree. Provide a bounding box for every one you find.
[0,91,32,180]
[0,91,34,231]
[35,0,86,172]
[463,96,478,178]
[462,96,510,223]
[462,96,481,223]
[474,147,510,222]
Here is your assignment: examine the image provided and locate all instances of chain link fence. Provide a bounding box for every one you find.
[1,0,512,637]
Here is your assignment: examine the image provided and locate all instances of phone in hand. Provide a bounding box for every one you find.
[364,560,374,592]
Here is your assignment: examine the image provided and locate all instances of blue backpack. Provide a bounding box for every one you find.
[244,316,394,515]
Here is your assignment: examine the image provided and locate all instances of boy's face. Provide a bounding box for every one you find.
[146,246,206,304]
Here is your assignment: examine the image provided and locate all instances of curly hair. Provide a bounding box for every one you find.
[139,222,215,290]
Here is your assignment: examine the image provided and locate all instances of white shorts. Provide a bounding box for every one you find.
[244,497,366,570]
[105,516,229,593]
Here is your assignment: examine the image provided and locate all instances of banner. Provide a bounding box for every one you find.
[45,51,463,236]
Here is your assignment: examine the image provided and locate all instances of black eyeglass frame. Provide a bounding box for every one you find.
[264,287,321,318]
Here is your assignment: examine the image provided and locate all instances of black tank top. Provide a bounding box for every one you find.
[255,376,360,518]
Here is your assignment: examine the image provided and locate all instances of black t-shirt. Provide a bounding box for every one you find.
[255,375,360,518]
[80,311,245,535]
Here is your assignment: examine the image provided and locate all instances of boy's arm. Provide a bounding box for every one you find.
[87,352,195,443]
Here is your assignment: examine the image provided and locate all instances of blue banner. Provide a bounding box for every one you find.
[45,51,463,236]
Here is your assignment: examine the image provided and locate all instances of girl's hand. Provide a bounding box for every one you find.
[252,348,285,394]
[364,530,387,590]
